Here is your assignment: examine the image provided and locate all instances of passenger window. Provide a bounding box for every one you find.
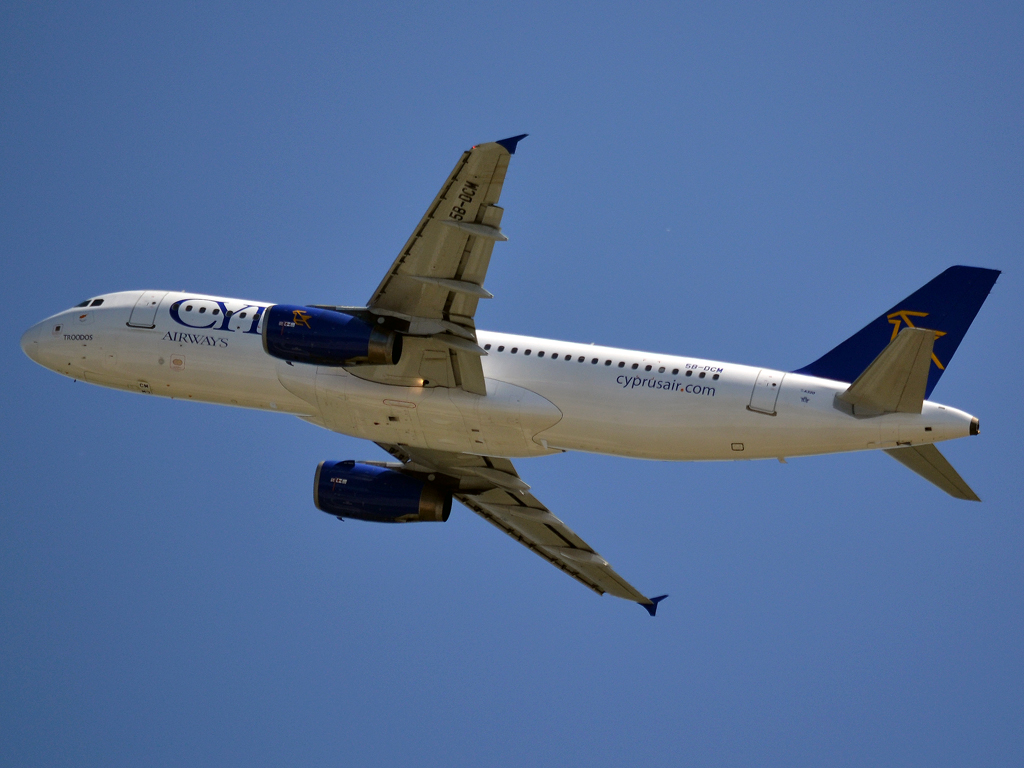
[171,302,180,310]
[186,305,193,311]
[699,371,706,378]
[239,312,246,317]
[591,358,598,364]
[90,299,104,307]
[712,373,720,380]
[658,367,665,373]
[484,344,491,350]
[199,307,206,313]
[618,361,625,367]
[511,348,518,354]
[525,349,531,355]
[498,345,505,351]
[685,370,692,377]
[631,363,638,369]
[537,351,544,357]
[578,356,585,362]
[604,360,611,366]
[212,309,219,315]
[672,369,679,375]
[551,353,558,359]
[645,365,652,371]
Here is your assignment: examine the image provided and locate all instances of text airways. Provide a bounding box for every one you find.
[163,331,228,347]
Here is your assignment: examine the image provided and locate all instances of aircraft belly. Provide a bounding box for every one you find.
[416,388,471,452]
[306,371,562,457]
[313,369,462,448]
[452,380,562,456]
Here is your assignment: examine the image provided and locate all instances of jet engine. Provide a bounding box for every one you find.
[314,460,452,523]
[263,305,402,366]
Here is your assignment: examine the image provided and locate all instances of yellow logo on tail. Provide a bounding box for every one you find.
[887,311,946,370]
[292,310,312,329]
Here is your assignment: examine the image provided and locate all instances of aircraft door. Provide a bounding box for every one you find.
[127,291,167,329]
[748,370,785,415]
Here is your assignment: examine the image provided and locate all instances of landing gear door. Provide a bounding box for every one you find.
[748,370,784,415]
[127,291,167,329]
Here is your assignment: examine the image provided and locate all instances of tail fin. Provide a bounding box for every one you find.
[795,266,1000,397]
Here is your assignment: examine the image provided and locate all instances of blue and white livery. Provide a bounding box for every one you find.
[20,135,1000,615]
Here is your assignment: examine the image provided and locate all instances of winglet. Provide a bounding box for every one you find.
[639,594,669,617]
[495,134,528,154]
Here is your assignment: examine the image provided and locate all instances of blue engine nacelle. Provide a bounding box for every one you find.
[314,460,452,523]
[263,305,402,366]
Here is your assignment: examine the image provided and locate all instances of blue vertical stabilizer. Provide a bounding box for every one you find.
[794,266,1000,397]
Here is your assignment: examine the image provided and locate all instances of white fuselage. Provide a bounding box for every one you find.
[21,290,976,461]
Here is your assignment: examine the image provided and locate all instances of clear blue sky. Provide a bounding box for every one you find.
[3,3,1022,765]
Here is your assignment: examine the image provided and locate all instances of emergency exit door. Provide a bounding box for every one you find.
[748,370,785,415]
[127,291,167,329]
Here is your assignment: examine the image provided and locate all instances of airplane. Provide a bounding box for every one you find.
[20,134,1000,616]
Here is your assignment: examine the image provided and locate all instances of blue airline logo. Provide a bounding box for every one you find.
[169,298,266,334]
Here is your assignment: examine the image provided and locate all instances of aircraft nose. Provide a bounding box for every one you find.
[20,323,41,362]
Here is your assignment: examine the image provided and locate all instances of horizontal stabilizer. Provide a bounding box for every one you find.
[835,327,935,417]
[884,444,980,501]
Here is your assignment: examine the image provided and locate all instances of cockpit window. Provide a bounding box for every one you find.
[90,299,104,307]
[75,300,91,307]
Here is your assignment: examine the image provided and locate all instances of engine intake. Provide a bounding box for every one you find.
[314,460,452,523]
[263,305,401,366]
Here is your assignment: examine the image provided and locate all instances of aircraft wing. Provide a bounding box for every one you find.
[376,443,667,615]
[360,136,526,395]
